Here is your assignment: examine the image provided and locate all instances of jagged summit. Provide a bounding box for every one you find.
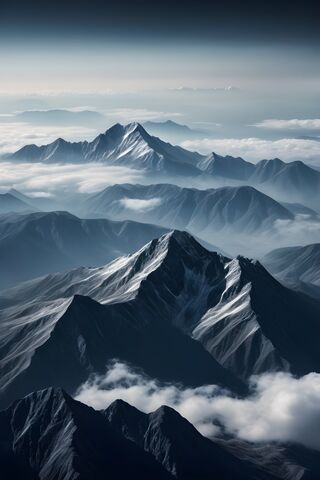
[153,229,215,258]
[105,398,257,480]
[102,122,144,137]
[1,387,172,480]
[8,122,320,207]
[9,122,200,175]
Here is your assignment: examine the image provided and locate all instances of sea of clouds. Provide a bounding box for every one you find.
[76,360,320,452]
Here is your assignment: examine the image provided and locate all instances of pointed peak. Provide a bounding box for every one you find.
[235,255,276,283]
[149,405,196,432]
[210,151,220,157]
[107,398,132,409]
[161,230,209,257]
[8,187,23,196]
[167,229,194,242]
[104,122,125,135]
[105,399,145,418]
[124,122,147,136]
[8,386,71,412]
[101,122,148,140]
[151,404,180,418]
[124,230,214,291]
[52,137,67,146]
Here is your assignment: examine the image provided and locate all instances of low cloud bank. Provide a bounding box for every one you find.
[76,361,320,451]
[0,161,143,195]
[107,108,182,122]
[0,122,96,155]
[253,119,320,130]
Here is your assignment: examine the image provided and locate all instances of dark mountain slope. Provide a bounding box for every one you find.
[0,210,168,289]
[0,388,172,479]
[83,183,294,236]
[0,192,35,214]
[105,399,272,479]
[1,231,320,410]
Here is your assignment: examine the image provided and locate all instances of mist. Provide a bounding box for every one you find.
[76,361,320,452]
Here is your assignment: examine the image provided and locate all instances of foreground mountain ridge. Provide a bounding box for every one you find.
[2,387,319,480]
[0,387,173,479]
[2,387,289,480]
[1,230,320,409]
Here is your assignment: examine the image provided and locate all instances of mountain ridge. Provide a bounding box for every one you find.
[0,386,173,479]
[262,243,320,298]
[82,182,299,255]
[0,210,169,290]
[1,230,320,409]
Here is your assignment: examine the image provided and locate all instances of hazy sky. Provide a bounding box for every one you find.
[0,0,319,164]
[0,0,319,94]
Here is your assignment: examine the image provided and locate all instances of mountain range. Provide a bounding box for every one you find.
[8,122,320,208]
[2,118,320,479]
[0,210,168,290]
[9,122,201,176]
[7,188,61,211]
[1,231,320,409]
[82,182,315,256]
[262,243,320,299]
[83,182,294,232]
[0,388,172,480]
[15,108,106,126]
[0,192,36,214]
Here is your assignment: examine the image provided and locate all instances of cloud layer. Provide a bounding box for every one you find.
[107,108,182,122]
[0,161,143,195]
[76,361,320,451]
[0,122,96,155]
[181,137,320,165]
[253,119,320,130]
[119,197,162,212]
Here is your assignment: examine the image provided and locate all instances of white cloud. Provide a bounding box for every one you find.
[0,161,143,195]
[253,119,320,130]
[107,108,182,122]
[0,122,97,155]
[181,137,320,165]
[27,191,54,198]
[76,361,320,451]
[119,197,162,212]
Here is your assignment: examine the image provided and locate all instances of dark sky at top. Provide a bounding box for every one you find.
[0,0,319,44]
